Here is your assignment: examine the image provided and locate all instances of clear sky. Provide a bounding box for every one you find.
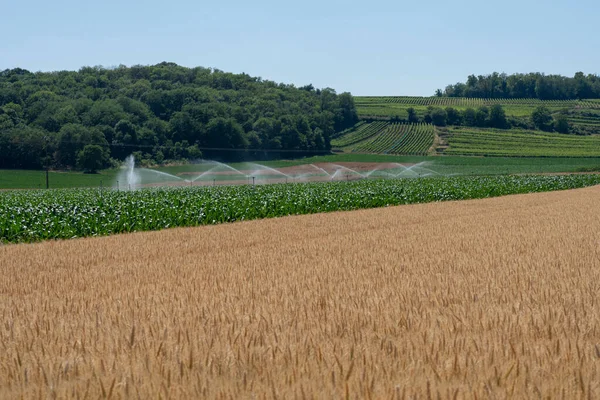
[2,0,599,96]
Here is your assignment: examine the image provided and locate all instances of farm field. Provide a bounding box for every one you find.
[355,96,600,119]
[332,122,434,155]
[330,120,388,148]
[354,96,600,137]
[3,174,600,243]
[2,185,600,398]
[443,127,600,157]
[331,120,600,158]
[0,169,120,190]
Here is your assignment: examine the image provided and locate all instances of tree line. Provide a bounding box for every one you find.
[398,105,570,133]
[438,72,600,100]
[0,63,358,171]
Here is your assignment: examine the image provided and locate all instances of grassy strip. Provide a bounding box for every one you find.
[2,174,599,243]
[4,155,600,189]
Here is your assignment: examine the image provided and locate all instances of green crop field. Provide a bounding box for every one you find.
[0,169,120,190]
[443,127,600,157]
[3,174,600,243]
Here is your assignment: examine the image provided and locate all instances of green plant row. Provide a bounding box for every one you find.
[356,96,600,108]
[351,123,434,155]
[2,174,600,243]
[331,121,389,147]
[567,116,600,126]
[446,127,600,157]
[330,121,366,139]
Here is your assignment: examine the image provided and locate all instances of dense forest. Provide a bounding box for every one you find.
[438,72,600,100]
[0,63,358,171]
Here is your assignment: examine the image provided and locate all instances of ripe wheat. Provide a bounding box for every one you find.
[1,186,600,398]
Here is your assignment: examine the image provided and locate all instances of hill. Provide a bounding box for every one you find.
[0,63,358,170]
[355,96,600,135]
[326,96,600,157]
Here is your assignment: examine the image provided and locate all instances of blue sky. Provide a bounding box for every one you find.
[2,0,599,96]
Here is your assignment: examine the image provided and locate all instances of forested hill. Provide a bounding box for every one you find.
[439,72,600,100]
[0,63,358,170]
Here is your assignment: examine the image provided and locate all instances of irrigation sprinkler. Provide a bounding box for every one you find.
[252,176,255,186]
[129,184,131,191]
[213,179,216,186]
[45,169,49,189]
[116,180,119,191]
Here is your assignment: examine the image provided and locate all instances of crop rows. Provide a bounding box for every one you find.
[446,127,600,157]
[331,121,388,147]
[2,174,600,243]
[330,121,366,139]
[567,116,600,126]
[357,96,600,109]
[351,123,434,155]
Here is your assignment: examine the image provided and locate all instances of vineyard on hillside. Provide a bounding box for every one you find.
[330,121,389,147]
[444,127,600,157]
[332,122,434,155]
[355,97,600,122]
[352,123,434,155]
[357,96,600,108]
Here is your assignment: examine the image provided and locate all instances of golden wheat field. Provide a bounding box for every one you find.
[1,186,600,399]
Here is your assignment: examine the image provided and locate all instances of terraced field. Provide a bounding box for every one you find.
[358,96,600,108]
[444,127,600,157]
[565,110,600,129]
[356,96,600,120]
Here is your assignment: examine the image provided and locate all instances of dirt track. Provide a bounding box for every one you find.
[2,186,600,398]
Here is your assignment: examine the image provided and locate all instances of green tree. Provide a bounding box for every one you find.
[430,108,447,126]
[462,108,477,126]
[474,106,489,127]
[531,106,553,131]
[55,124,85,167]
[407,107,419,123]
[488,105,507,128]
[423,106,434,124]
[554,115,570,134]
[77,144,108,173]
[0,62,358,168]
[440,71,600,100]
[114,120,138,144]
[335,92,359,131]
[205,117,248,149]
[445,107,462,125]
